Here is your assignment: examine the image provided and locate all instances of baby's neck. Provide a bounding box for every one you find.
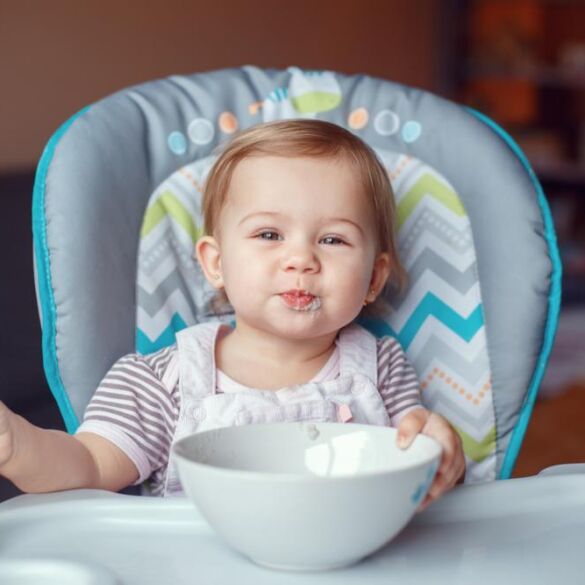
[215,324,339,390]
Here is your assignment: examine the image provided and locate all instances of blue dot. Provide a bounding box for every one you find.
[168,131,187,155]
[402,121,422,143]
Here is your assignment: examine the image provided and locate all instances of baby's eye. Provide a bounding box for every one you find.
[320,235,347,246]
[256,230,282,241]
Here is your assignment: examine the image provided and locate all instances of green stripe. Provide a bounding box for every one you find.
[141,190,201,243]
[291,92,341,114]
[454,424,496,463]
[397,173,466,227]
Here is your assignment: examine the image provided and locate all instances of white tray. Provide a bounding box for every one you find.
[1,474,585,584]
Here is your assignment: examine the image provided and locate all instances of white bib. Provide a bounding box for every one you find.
[163,322,390,496]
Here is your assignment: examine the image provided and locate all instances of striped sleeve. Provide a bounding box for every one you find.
[376,336,424,426]
[75,345,179,485]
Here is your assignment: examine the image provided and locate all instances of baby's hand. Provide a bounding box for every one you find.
[0,401,16,472]
[396,408,465,511]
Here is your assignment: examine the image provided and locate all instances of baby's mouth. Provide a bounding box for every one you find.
[280,290,322,312]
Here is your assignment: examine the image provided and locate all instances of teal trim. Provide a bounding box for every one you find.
[356,316,396,339]
[358,299,484,350]
[136,313,188,355]
[32,106,92,434]
[398,296,484,350]
[468,108,563,479]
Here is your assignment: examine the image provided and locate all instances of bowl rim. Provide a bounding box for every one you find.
[172,422,442,483]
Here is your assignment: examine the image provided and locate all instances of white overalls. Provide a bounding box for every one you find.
[161,322,391,496]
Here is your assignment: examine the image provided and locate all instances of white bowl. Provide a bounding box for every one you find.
[173,422,441,571]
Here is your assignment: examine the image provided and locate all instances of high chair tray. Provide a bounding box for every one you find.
[1,473,584,584]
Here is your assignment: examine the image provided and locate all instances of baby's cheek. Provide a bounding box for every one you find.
[337,263,371,295]
[221,250,252,283]
[225,272,262,310]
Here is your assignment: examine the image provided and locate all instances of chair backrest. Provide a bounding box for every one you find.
[32,66,561,483]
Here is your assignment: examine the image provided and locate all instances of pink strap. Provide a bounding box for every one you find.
[336,403,353,423]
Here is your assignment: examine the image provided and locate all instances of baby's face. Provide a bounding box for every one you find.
[214,155,386,340]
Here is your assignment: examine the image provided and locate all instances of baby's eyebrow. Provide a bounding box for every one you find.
[238,212,364,235]
[326,218,364,235]
[238,211,283,226]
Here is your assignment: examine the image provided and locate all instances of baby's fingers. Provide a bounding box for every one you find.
[423,414,463,475]
[0,401,10,434]
[418,451,466,512]
[417,469,453,512]
[439,436,465,485]
[416,416,466,511]
[396,408,428,449]
[0,401,16,470]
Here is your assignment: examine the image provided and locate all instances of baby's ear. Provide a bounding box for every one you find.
[369,252,391,297]
[195,236,224,289]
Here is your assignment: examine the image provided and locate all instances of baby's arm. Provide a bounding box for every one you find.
[0,401,138,493]
[375,336,465,507]
[397,408,465,509]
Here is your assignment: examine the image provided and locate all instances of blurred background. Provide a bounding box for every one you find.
[1,0,584,500]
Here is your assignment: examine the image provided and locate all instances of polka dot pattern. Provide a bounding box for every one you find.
[421,367,492,406]
[374,110,400,136]
[348,107,369,130]
[402,120,422,143]
[167,131,187,155]
[219,112,238,134]
[188,118,215,145]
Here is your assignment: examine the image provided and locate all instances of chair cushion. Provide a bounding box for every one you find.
[136,143,496,482]
[33,66,558,483]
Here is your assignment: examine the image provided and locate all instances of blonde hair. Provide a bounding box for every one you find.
[201,119,407,317]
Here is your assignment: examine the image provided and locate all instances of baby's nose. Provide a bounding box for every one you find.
[282,243,320,273]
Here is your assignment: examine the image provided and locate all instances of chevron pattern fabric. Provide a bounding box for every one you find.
[376,149,495,483]
[136,155,227,353]
[135,148,496,483]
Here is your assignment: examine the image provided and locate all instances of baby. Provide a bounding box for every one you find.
[0,120,464,509]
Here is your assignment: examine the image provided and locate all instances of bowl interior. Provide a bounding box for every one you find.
[173,422,441,478]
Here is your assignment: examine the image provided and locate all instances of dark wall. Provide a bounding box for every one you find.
[0,0,444,172]
[0,172,65,501]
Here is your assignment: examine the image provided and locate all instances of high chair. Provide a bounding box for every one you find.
[32,66,561,485]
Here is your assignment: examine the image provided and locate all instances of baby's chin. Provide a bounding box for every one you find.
[263,315,348,342]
